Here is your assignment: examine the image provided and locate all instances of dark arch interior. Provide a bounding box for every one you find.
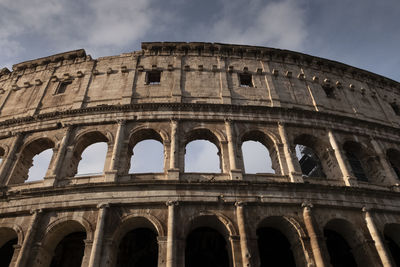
[387,149,400,180]
[185,227,229,267]
[50,232,86,267]
[324,229,357,267]
[0,238,17,267]
[344,150,367,182]
[116,228,158,267]
[295,144,325,178]
[257,227,296,267]
[384,234,400,266]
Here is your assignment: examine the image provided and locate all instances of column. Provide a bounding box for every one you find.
[235,202,251,267]
[44,126,72,186]
[277,122,303,183]
[327,130,357,186]
[166,200,178,267]
[301,203,328,267]
[370,139,398,184]
[226,120,242,180]
[363,207,394,267]
[88,203,109,267]
[0,133,23,185]
[229,235,242,267]
[15,209,42,267]
[168,120,180,180]
[105,120,125,182]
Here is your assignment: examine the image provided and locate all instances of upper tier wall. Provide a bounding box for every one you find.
[0,42,399,127]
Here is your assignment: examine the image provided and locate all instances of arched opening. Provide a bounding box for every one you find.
[387,149,400,180]
[343,141,369,182]
[116,228,158,267]
[185,140,220,172]
[26,148,53,182]
[126,129,165,174]
[293,134,327,178]
[0,228,18,267]
[324,229,357,267]
[324,219,366,267]
[384,224,400,266]
[129,140,164,173]
[240,130,280,174]
[295,144,325,178]
[242,141,274,174]
[257,227,296,267]
[9,138,55,184]
[184,129,221,173]
[185,227,229,267]
[50,232,86,267]
[76,142,108,176]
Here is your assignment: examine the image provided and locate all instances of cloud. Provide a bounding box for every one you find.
[206,0,308,50]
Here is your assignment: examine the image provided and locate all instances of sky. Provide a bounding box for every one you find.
[2,0,399,181]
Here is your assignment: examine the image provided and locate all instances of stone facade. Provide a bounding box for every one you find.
[0,42,400,266]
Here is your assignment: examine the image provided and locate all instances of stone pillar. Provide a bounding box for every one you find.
[168,120,180,180]
[88,203,109,267]
[363,207,394,267]
[301,203,328,267]
[157,236,168,267]
[226,120,242,180]
[235,202,251,267]
[44,126,72,186]
[277,122,303,183]
[166,200,178,267]
[370,139,398,184]
[105,121,125,182]
[229,235,242,267]
[327,130,357,186]
[0,133,23,185]
[15,209,42,267]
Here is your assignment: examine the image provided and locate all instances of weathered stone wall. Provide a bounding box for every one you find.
[0,42,399,267]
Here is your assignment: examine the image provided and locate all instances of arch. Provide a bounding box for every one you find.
[127,128,165,174]
[256,216,309,267]
[293,134,327,178]
[343,141,380,182]
[8,137,55,184]
[324,218,368,267]
[383,223,400,266]
[387,149,400,179]
[184,211,238,239]
[112,213,166,244]
[184,128,223,173]
[240,129,279,174]
[185,227,229,267]
[0,227,19,267]
[68,131,110,177]
[0,225,23,247]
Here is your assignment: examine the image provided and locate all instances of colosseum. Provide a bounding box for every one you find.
[0,41,400,267]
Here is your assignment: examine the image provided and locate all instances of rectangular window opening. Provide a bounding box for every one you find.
[55,80,72,95]
[146,71,161,85]
[239,73,253,87]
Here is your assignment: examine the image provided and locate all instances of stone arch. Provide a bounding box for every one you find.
[387,148,400,180]
[125,127,166,174]
[109,213,163,267]
[256,216,309,267]
[183,211,236,267]
[67,130,111,177]
[324,218,371,266]
[343,140,381,183]
[112,213,166,243]
[238,128,282,174]
[293,134,328,178]
[0,224,24,247]
[8,137,55,184]
[37,216,93,267]
[0,225,22,267]
[183,128,224,173]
